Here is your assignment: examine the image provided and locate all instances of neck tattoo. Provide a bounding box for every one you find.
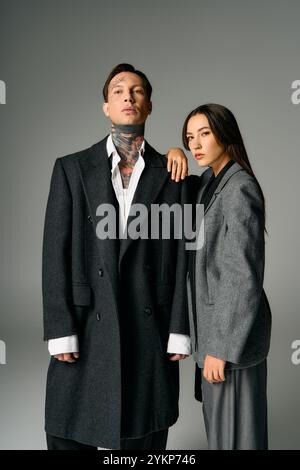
[111,124,145,189]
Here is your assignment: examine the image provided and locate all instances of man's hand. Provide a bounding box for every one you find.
[166,148,188,182]
[169,354,189,361]
[203,354,226,383]
[54,352,80,363]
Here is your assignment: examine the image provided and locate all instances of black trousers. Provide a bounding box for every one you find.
[46,429,169,450]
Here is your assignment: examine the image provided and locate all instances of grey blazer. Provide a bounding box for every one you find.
[187,162,272,369]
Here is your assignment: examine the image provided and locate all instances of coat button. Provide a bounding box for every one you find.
[96,313,101,321]
[87,215,93,223]
[98,269,103,277]
[144,307,152,316]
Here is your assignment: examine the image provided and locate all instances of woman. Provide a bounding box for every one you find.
[168,103,272,450]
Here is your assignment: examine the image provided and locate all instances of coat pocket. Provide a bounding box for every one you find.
[72,283,91,306]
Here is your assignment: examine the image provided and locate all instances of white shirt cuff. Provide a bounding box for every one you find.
[48,335,79,355]
[167,333,191,355]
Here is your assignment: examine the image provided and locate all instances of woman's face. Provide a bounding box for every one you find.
[186,114,229,172]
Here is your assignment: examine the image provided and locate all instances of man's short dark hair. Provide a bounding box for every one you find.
[102,63,152,102]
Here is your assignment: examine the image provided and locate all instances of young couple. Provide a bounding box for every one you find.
[42,63,271,450]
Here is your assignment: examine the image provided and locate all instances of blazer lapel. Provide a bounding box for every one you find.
[118,141,169,269]
[204,163,244,214]
[78,136,119,291]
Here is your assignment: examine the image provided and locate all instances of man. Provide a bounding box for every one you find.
[42,63,190,450]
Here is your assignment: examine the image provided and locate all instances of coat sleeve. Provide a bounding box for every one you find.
[42,158,77,340]
[168,176,200,336]
[206,177,265,364]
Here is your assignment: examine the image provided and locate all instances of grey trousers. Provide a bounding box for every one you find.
[201,359,268,450]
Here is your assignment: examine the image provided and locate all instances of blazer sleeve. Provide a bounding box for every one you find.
[42,158,77,340]
[206,177,265,364]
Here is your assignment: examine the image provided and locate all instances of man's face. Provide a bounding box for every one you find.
[103,72,152,125]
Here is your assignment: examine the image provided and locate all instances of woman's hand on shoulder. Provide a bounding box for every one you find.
[166,147,188,182]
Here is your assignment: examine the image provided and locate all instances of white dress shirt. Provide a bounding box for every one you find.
[48,135,191,356]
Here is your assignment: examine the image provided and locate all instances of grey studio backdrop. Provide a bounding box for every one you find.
[0,0,299,450]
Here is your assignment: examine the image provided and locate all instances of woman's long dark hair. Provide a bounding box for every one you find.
[182,103,266,231]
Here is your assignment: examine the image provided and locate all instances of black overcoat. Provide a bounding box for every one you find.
[42,137,190,449]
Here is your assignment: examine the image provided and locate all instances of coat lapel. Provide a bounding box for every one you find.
[78,137,169,282]
[78,136,120,290]
[204,162,244,214]
[118,141,169,269]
